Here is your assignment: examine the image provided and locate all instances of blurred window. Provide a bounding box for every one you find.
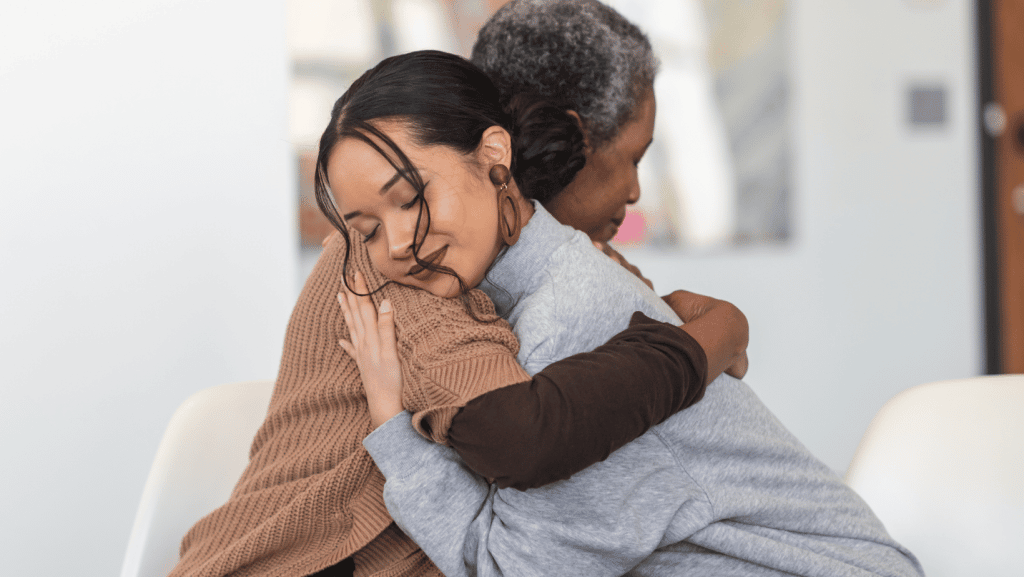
[289,0,791,254]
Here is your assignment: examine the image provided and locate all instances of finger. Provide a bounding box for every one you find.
[726,353,749,380]
[338,338,355,357]
[736,353,749,379]
[351,271,380,346]
[344,276,367,342]
[337,291,351,327]
[337,292,360,348]
[377,299,398,358]
[597,242,625,265]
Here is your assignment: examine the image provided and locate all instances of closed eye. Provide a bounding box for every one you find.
[635,138,654,167]
[401,183,426,210]
[362,224,380,242]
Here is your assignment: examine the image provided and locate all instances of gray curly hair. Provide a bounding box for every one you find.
[471,0,658,149]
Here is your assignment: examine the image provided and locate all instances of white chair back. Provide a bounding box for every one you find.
[845,374,1024,577]
[120,379,275,577]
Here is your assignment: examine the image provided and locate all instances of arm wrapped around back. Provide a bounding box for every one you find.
[170,231,708,577]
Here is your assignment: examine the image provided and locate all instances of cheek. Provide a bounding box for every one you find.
[444,183,493,240]
[594,178,629,214]
[366,245,401,282]
[581,158,625,207]
[610,163,638,204]
[423,187,468,234]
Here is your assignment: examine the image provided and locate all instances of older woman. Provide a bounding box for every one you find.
[472,0,657,246]
[336,50,922,577]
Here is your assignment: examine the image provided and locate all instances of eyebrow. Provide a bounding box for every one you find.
[342,170,406,220]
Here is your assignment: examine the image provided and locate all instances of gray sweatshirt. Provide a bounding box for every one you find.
[364,203,923,577]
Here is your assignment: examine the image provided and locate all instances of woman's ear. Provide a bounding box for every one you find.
[478,125,513,167]
[565,110,591,151]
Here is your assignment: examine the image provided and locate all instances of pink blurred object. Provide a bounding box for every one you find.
[613,209,647,244]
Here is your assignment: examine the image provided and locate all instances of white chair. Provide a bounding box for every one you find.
[844,374,1024,577]
[120,379,275,577]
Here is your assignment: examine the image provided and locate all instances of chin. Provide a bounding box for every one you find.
[592,228,617,244]
[424,276,463,299]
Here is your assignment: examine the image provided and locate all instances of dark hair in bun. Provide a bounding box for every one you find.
[314,50,586,304]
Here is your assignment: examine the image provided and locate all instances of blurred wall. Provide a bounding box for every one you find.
[628,0,982,473]
[0,1,294,575]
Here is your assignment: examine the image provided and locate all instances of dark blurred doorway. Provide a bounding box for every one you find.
[982,0,1024,373]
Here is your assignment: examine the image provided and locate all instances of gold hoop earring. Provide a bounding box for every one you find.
[489,164,520,245]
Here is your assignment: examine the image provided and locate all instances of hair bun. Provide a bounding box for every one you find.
[507,94,587,204]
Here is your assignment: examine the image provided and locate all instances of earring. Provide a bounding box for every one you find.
[489,164,521,245]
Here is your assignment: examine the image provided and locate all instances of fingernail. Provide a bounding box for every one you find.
[379,299,391,313]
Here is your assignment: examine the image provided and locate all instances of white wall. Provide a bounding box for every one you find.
[627,0,982,473]
[0,1,294,575]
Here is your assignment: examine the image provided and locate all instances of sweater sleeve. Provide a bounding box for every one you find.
[447,311,708,490]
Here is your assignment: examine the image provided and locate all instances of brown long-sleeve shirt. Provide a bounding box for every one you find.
[449,311,708,490]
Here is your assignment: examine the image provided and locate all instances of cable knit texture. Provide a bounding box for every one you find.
[170,232,529,577]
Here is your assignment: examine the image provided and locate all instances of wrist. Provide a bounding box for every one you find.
[368,399,404,429]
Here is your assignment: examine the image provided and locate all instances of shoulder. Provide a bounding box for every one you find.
[513,234,681,370]
[507,282,562,373]
[545,232,680,325]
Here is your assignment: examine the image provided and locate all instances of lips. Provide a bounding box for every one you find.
[408,245,448,278]
[602,216,624,240]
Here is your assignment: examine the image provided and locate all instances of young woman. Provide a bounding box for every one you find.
[323,50,923,577]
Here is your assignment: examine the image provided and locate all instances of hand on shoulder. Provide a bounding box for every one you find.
[337,271,405,429]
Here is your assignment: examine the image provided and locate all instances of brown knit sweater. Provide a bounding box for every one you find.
[170,232,530,577]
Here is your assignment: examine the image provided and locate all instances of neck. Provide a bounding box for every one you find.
[516,194,535,228]
[505,178,535,228]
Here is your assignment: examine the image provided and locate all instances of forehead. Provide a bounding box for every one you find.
[326,123,471,207]
[329,120,415,171]
[619,91,656,146]
[591,91,655,162]
[326,135,403,208]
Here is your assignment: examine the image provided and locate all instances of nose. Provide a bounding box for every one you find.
[626,176,641,205]
[386,215,417,260]
[388,233,414,260]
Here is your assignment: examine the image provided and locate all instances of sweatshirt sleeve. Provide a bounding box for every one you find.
[363,411,694,577]
[447,311,708,490]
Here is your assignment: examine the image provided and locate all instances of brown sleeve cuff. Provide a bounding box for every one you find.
[448,311,708,490]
